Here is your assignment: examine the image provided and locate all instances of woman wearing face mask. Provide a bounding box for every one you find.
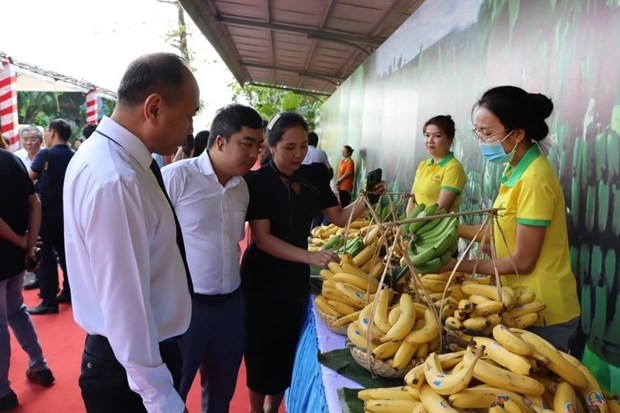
[406,115,467,215]
[448,86,580,351]
[241,112,385,413]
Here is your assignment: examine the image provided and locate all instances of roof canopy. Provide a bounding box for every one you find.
[180,0,425,96]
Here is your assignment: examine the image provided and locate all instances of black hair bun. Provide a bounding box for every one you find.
[529,93,553,119]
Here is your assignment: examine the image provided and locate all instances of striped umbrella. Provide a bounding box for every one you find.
[0,57,19,151]
[86,88,98,124]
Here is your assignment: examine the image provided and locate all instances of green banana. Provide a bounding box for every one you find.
[402,203,426,235]
[414,242,457,274]
[410,227,456,266]
[417,217,458,246]
[323,234,342,250]
[415,207,446,236]
[346,237,365,256]
[409,203,439,234]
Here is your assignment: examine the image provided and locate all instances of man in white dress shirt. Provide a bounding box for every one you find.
[14,126,43,290]
[162,104,264,413]
[63,53,198,413]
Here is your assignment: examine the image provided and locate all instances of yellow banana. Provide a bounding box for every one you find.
[369,261,384,278]
[458,299,474,313]
[502,398,527,413]
[441,303,456,320]
[420,278,448,293]
[388,304,400,325]
[372,288,393,334]
[358,386,415,401]
[428,335,440,352]
[322,286,361,308]
[322,279,336,289]
[392,341,419,370]
[560,351,609,413]
[405,308,440,344]
[490,404,509,413]
[492,324,535,356]
[404,352,464,388]
[357,303,385,339]
[380,293,416,343]
[405,385,421,400]
[445,316,464,331]
[339,253,354,265]
[412,401,427,413]
[463,317,490,332]
[607,401,620,413]
[514,312,539,328]
[501,311,517,328]
[414,342,429,359]
[327,262,344,274]
[350,219,370,229]
[469,294,492,305]
[452,309,466,321]
[423,346,483,395]
[486,313,503,327]
[553,382,580,413]
[341,262,369,278]
[509,302,546,319]
[470,300,504,317]
[364,399,418,413]
[332,309,362,327]
[448,385,533,411]
[372,340,402,360]
[404,362,427,388]
[353,243,377,267]
[333,272,379,293]
[422,272,452,281]
[511,328,589,389]
[461,284,513,309]
[335,282,367,308]
[515,292,536,306]
[448,284,466,301]
[319,269,334,280]
[463,349,545,396]
[315,295,341,317]
[362,225,380,245]
[419,384,459,413]
[326,299,355,315]
[347,321,376,351]
[472,337,533,375]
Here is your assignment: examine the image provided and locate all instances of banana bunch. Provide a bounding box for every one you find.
[402,203,459,274]
[362,326,612,413]
[308,219,371,252]
[346,290,442,374]
[315,258,386,330]
[420,279,546,337]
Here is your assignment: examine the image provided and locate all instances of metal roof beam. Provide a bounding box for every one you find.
[248,82,330,98]
[216,15,384,46]
[244,62,345,85]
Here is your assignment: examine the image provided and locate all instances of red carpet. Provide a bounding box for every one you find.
[8,286,285,412]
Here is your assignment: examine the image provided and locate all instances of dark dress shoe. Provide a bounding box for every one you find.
[26,367,55,387]
[0,390,18,411]
[57,291,71,304]
[23,279,39,290]
[27,303,59,315]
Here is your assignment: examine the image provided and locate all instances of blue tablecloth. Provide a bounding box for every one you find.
[284,297,361,413]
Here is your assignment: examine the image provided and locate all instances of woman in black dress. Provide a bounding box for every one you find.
[241,112,383,413]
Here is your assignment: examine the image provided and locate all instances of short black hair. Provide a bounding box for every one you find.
[48,119,72,142]
[308,132,319,146]
[208,104,263,149]
[82,123,97,139]
[193,130,209,156]
[117,53,189,107]
[343,145,354,156]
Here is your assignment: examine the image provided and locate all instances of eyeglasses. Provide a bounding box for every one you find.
[471,128,512,143]
[21,138,41,143]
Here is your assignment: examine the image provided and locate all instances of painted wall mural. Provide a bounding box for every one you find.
[319,0,620,360]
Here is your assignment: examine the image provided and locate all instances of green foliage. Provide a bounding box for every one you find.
[231,83,325,130]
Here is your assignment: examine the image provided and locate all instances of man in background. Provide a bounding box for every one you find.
[0,148,55,411]
[27,120,74,315]
[303,131,333,227]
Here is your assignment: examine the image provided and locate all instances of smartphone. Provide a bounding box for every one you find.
[366,168,382,204]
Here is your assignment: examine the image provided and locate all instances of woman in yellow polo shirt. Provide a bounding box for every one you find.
[406,115,467,214]
[452,86,580,352]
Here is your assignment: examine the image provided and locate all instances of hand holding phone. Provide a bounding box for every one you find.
[366,168,382,204]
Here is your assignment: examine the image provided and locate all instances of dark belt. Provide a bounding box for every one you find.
[193,287,240,304]
[84,334,180,362]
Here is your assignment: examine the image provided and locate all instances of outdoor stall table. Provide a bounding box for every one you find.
[284,296,361,413]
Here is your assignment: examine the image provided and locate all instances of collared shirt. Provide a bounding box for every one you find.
[14,148,39,170]
[494,145,580,326]
[63,116,191,413]
[303,145,331,168]
[412,152,467,212]
[162,151,248,295]
[31,144,74,220]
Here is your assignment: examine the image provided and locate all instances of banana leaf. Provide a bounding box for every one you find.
[318,348,403,388]
[337,388,365,413]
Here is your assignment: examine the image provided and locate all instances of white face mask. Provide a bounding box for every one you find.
[478,130,519,163]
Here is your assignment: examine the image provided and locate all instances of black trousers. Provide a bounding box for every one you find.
[79,334,183,413]
[38,219,69,305]
[339,190,352,208]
